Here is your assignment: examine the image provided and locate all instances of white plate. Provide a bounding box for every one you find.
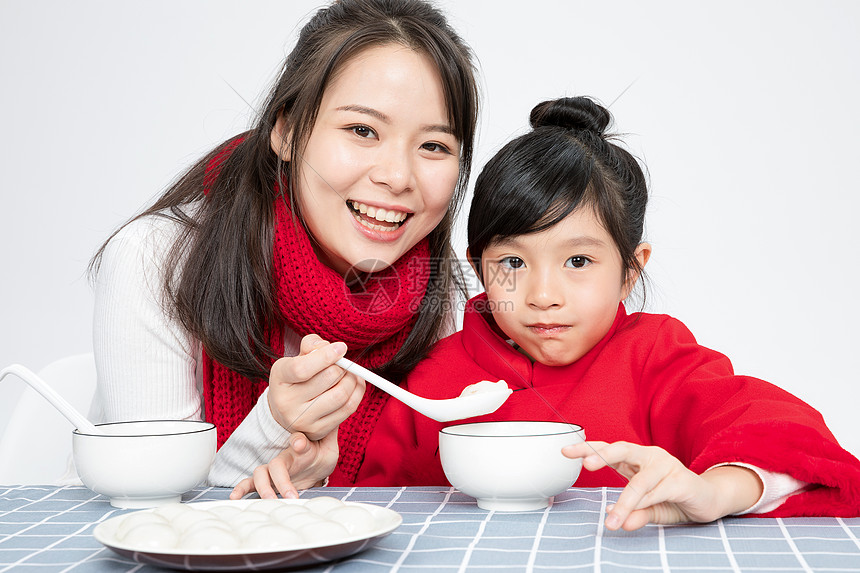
[93,498,402,571]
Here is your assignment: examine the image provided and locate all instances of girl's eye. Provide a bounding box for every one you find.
[566,256,591,269]
[350,125,377,139]
[499,256,525,269]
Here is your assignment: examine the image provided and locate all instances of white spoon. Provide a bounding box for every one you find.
[336,357,512,423]
[1,363,105,435]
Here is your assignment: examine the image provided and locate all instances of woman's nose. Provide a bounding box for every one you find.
[370,143,414,194]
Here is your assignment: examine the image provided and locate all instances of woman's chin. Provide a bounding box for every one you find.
[349,257,395,274]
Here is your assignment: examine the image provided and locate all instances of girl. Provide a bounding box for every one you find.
[89,0,478,488]
[247,96,860,529]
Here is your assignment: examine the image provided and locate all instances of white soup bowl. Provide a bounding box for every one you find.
[439,421,584,511]
[73,420,216,508]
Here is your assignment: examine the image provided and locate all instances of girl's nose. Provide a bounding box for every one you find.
[370,143,414,194]
[526,269,563,310]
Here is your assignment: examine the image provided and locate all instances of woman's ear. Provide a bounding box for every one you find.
[622,242,652,299]
[269,113,292,161]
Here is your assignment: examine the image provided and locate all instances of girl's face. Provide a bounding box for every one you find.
[479,207,649,367]
[273,44,461,275]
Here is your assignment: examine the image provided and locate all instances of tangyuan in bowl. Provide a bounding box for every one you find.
[439,421,584,511]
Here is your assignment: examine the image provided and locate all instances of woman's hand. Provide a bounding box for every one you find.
[229,431,339,500]
[268,334,366,440]
[562,441,763,531]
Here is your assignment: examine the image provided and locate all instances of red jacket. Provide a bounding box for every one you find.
[356,294,860,517]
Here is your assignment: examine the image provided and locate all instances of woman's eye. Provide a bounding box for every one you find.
[350,125,377,139]
[566,256,591,269]
[499,256,525,269]
[421,141,450,154]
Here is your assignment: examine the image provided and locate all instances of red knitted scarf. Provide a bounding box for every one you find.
[200,138,429,485]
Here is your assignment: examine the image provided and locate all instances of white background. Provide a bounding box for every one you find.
[2,1,858,458]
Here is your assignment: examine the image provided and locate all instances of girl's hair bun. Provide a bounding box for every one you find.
[529,96,611,135]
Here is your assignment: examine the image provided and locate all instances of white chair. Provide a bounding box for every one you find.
[0,353,96,485]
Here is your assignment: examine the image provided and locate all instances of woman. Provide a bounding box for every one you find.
[89,0,479,488]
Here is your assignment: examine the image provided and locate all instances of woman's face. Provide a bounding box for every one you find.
[479,207,649,366]
[273,44,460,275]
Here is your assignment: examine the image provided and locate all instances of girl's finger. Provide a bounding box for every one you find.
[599,449,676,529]
[606,482,649,530]
[587,441,649,467]
[607,473,667,529]
[561,441,609,460]
[610,463,697,530]
[618,507,656,531]
[574,441,641,474]
[617,501,691,531]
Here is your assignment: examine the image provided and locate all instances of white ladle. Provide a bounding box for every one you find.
[1,364,104,435]
[336,357,512,423]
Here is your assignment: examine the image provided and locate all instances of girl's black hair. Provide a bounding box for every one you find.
[467,96,648,299]
[91,0,479,381]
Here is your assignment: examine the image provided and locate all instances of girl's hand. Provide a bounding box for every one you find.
[268,334,366,440]
[562,441,763,531]
[229,431,339,500]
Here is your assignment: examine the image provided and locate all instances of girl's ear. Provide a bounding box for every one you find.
[269,113,292,161]
[466,248,484,287]
[622,242,652,299]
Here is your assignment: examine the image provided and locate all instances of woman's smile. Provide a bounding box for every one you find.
[347,200,411,233]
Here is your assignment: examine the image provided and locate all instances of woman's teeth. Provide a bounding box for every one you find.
[349,200,408,231]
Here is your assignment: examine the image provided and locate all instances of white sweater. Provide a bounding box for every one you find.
[91,214,299,487]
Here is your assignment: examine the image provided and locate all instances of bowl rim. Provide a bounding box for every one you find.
[440,420,583,438]
[73,419,216,438]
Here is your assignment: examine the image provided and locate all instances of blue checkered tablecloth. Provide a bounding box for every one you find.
[2,485,860,572]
